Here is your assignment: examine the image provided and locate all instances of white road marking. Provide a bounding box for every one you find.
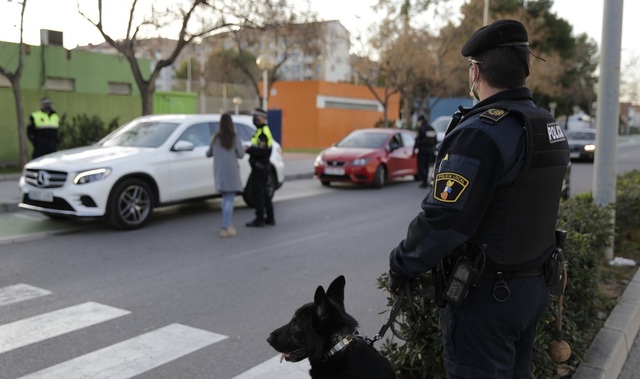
[232,354,310,379]
[0,283,51,307]
[0,301,130,354]
[19,323,227,379]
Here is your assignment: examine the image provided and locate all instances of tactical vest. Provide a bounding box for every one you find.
[467,102,570,270]
[31,111,60,129]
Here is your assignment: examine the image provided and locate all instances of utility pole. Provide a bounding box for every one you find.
[594,0,624,260]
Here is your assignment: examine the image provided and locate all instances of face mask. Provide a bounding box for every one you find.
[469,79,479,101]
[42,104,52,112]
[252,116,261,127]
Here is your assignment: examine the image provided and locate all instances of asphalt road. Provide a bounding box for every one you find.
[0,139,638,378]
[0,176,424,378]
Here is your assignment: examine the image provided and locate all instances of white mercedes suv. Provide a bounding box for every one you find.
[19,114,285,230]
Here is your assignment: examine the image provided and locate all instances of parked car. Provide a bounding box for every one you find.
[314,128,418,188]
[566,129,596,162]
[430,115,450,144]
[19,114,285,230]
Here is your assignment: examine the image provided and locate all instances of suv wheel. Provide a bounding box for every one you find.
[107,178,154,230]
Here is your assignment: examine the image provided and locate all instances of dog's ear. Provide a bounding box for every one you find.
[314,285,330,318]
[326,275,346,307]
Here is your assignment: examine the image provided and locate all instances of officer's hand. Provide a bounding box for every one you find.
[389,270,409,294]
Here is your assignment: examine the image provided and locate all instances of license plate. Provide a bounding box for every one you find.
[325,167,345,175]
[570,152,581,159]
[29,191,54,202]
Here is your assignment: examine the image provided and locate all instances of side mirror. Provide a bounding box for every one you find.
[172,140,195,152]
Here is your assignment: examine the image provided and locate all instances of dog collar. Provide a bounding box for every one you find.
[326,335,353,359]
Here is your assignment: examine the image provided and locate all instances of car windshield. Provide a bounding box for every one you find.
[566,131,595,140]
[431,117,450,132]
[100,121,180,147]
[337,132,388,148]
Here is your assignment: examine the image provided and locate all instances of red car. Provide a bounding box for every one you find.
[314,128,419,188]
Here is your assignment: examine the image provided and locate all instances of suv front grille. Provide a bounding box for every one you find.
[24,169,68,188]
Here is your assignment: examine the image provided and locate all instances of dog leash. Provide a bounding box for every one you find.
[368,279,414,345]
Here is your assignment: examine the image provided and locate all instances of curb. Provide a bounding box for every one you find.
[573,268,640,379]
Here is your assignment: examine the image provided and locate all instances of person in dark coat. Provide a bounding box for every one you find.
[414,115,438,188]
[388,19,570,378]
[206,113,245,237]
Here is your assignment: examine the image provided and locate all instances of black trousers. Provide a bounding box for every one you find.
[249,168,273,222]
[441,275,549,378]
[417,149,434,182]
[32,136,58,159]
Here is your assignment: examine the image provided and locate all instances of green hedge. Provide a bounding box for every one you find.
[57,114,120,150]
[377,170,640,378]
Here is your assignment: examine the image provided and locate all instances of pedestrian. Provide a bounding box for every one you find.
[206,113,245,238]
[388,19,570,378]
[245,108,275,227]
[27,97,60,159]
[414,115,438,188]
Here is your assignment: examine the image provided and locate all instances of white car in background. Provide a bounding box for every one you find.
[19,114,285,230]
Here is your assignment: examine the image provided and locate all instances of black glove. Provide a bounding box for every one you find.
[389,270,409,294]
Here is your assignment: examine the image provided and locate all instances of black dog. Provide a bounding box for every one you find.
[267,275,395,379]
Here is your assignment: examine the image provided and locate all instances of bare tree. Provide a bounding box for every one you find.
[78,0,234,115]
[0,0,28,166]
[217,1,320,106]
[352,54,399,128]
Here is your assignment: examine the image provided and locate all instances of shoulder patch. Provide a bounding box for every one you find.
[433,172,470,203]
[479,108,509,123]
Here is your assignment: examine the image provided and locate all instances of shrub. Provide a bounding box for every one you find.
[58,114,120,150]
[376,171,640,378]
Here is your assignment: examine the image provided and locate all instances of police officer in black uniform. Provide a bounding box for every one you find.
[27,97,60,159]
[245,108,276,227]
[414,115,438,188]
[388,20,569,378]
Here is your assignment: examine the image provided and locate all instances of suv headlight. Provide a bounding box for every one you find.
[73,168,112,185]
[352,158,370,166]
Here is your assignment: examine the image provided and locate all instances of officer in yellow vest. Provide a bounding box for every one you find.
[27,97,60,159]
[245,108,275,227]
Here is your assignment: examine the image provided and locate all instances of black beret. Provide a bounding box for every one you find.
[461,19,529,57]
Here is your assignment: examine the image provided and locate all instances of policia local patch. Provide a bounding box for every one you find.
[434,172,469,202]
[432,153,479,209]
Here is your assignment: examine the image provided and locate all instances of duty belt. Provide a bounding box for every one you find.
[482,266,544,279]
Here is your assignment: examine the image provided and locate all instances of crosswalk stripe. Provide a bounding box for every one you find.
[19,323,228,379]
[0,301,130,354]
[0,284,51,307]
[232,354,310,379]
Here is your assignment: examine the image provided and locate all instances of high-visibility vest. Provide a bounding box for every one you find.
[251,124,274,148]
[31,111,60,129]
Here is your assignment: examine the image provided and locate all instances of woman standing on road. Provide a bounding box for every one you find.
[206,113,245,237]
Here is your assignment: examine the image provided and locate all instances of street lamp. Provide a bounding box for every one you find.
[232,97,242,115]
[256,54,275,110]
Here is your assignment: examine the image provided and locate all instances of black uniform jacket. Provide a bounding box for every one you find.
[390,87,568,277]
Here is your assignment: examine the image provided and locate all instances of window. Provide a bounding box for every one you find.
[234,123,256,142]
[108,82,132,95]
[178,123,211,147]
[401,132,416,147]
[45,77,74,92]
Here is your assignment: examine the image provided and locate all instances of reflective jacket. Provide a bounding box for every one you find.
[31,111,60,129]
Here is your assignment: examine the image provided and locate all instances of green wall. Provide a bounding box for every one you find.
[0,41,181,164]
